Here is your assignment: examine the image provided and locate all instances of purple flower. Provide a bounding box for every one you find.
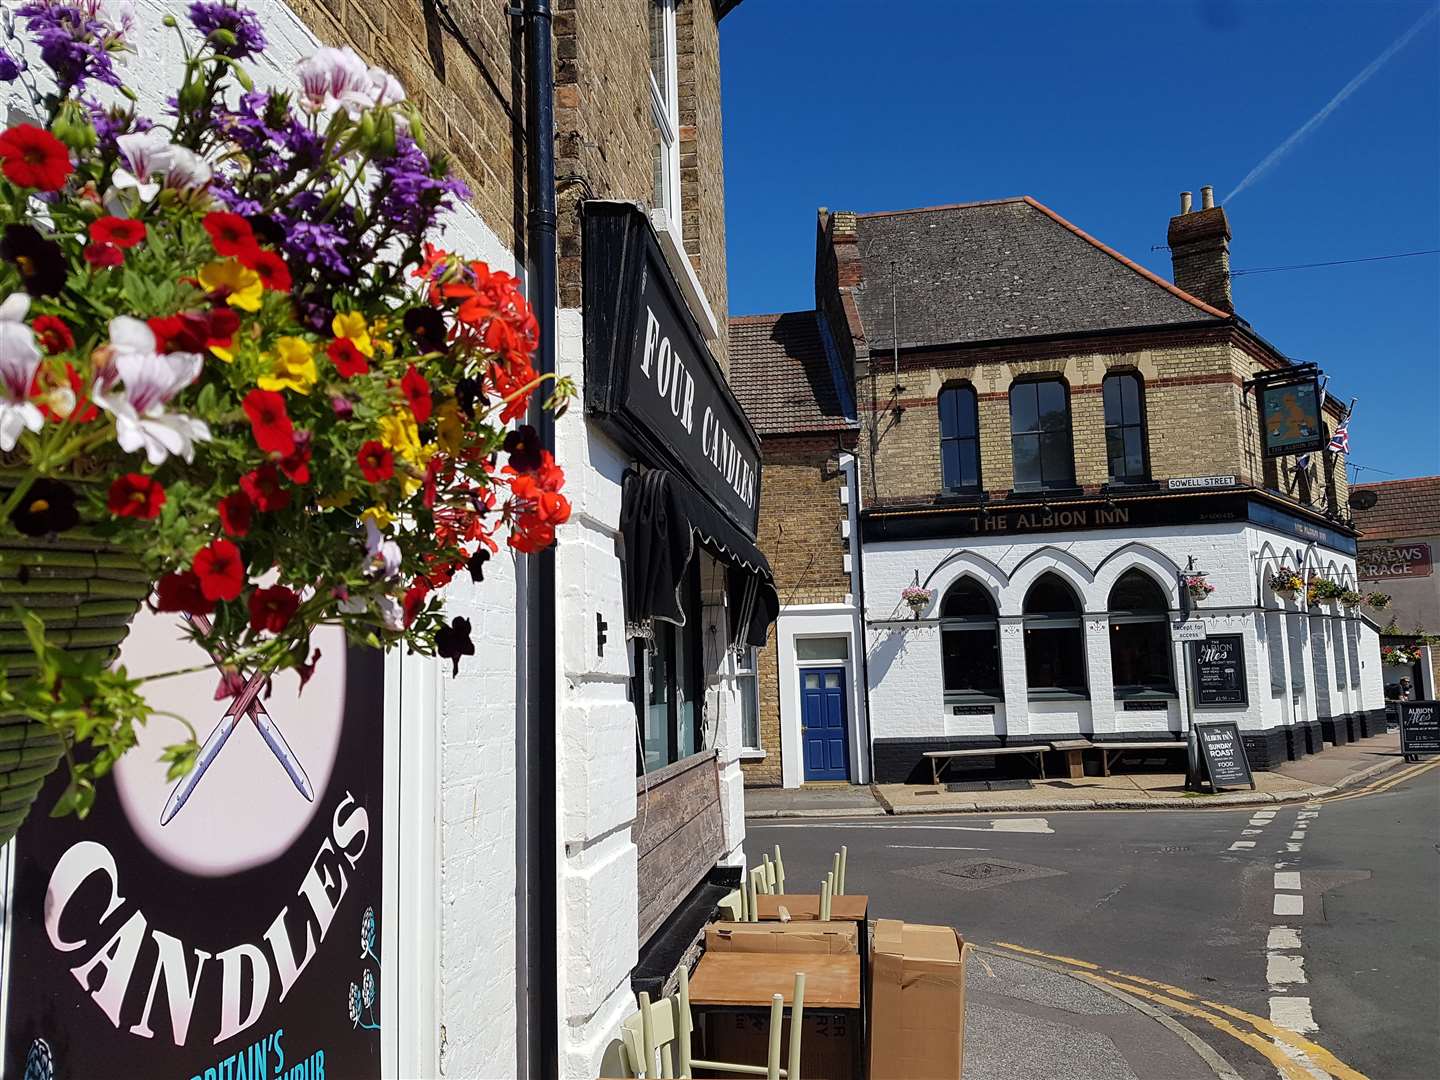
[188,2,266,60]
[285,221,350,278]
[16,2,127,95]
[373,136,470,239]
[0,47,24,82]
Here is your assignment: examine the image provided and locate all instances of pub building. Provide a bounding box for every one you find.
[729,188,1387,789]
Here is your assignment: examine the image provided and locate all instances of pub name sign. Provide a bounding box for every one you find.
[582,202,762,537]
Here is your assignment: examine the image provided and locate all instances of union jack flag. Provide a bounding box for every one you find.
[1327,420,1350,454]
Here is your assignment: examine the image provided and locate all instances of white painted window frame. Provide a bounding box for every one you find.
[649,0,681,241]
[735,644,763,755]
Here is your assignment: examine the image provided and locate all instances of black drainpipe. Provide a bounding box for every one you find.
[520,1,559,1078]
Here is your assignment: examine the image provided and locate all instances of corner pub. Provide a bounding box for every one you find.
[729,187,1388,788]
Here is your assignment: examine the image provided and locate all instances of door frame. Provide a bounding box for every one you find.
[797,658,853,782]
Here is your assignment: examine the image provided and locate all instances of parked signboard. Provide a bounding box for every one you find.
[1195,722,1256,791]
[1398,700,1440,761]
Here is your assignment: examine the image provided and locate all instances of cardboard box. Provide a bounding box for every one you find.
[869,919,969,1080]
[696,1008,857,1080]
[706,920,859,955]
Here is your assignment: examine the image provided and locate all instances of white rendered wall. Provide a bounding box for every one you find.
[775,604,867,788]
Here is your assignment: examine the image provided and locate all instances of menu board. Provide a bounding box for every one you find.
[1195,722,1256,791]
[1399,700,1440,760]
[2,610,384,1080]
[1192,635,1248,707]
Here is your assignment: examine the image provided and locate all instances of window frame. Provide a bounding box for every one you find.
[938,382,982,494]
[736,644,761,752]
[632,556,704,773]
[1009,377,1077,492]
[939,578,1003,703]
[1102,370,1151,485]
[1022,574,1089,699]
[648,0,681,239]
[1106,569,1176,698]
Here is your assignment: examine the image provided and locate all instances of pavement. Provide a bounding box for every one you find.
[743,757,1440,1080]
[743,730,1408,817]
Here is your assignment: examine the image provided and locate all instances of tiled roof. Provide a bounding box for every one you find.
[851,196,1224,351]
[1351,476,1440,541]
[727,311,855,437]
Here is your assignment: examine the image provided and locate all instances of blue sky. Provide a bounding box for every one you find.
[719,0,1440,480]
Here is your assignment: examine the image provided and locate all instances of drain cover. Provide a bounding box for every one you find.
[943,861,1022,881]
[900,857,1065,893]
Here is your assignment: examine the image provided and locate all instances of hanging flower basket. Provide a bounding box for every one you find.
[1339,589,1363,610]
[1269,567,1303,600]
[901,585,933,618]
[1307,577,1344,605]
[1183,575,1214,604]
[1364,592,1391,611]
[0,4,574,844]
[1381,644,1419,666]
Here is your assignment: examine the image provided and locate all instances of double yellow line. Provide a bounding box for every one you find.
[992,942,1370,1080]
[1321,755,1440,804]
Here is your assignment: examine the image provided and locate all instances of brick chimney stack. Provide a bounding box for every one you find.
[1168,185,1232,313]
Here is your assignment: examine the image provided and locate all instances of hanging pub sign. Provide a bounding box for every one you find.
[1257,372,1325,459]
[582,201,762,539]
[1,610,384,1080]
[1191,634,1249,707]
[1194,722,1256,790]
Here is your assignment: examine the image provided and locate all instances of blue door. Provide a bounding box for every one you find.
[801,667,850,781]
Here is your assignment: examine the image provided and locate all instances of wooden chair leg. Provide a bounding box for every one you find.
[789,971,807,1080]
[820,877,832,921]
[766,993,784,1080]
[773,844,786,894]
[838,845,848,895]
[639,992,656,1079]
[831,852,841,896]
[677,966,693,1077]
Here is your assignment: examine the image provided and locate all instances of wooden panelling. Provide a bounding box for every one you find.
[635,750,725,944]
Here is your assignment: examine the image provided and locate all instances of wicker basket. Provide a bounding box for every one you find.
[0,532,150,846]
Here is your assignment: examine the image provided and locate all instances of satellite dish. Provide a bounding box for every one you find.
[1348,490,1378,510]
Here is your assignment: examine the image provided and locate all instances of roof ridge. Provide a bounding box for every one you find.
[1020,196,1229,320]
[730,310,815,324]
[1354,475,1440,487]
[855,196,1028,220]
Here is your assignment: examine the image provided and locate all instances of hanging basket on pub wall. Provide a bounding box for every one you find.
[0,528,149,846]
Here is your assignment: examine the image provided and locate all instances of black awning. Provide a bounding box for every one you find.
[620,469,779,648]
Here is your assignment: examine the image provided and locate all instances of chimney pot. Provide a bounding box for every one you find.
[1180,191,1193,214]
[1201,185,1215,210]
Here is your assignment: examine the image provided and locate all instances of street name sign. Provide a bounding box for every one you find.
[1195,721,1256,791]
[1167,475,1237,491]
[1398,700,1440,761]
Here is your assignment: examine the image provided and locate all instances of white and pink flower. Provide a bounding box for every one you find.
[93,316,211,465]
[0,292,44,452]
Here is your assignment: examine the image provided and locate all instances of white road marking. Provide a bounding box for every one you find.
[1269,995,1318,1033]
[1297,811,1319,819]
[1252,810,1278,820]
[1267,953,1307,984]
[1290,831,1307,840]
[1229,840,1256,850]
[1243,828,1264,835]
[750,818,1053,833]
[886,844,989,851]
[1274,893,1304,916]
[1268,926,1301,950]
[1286,842,1303,852]
[1274,871,1302,890]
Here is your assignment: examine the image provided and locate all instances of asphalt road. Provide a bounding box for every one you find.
[744,763,1440,1080]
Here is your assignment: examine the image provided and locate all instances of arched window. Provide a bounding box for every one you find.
[1103,372,1149,484]
[1023,574,1087,695]
[940,578,1001,699]
[938,384,981,492]
[1010,379,1074,491]
[1108,569,1174,695]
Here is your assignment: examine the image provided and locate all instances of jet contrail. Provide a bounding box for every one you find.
[1227,5,1439,201]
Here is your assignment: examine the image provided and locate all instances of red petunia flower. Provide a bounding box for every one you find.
[509,519,556,554]
[203,212,257,258]
[218,491,254,537]
[89,216,146,249]
[327,337,369,378]
[248,584,300,634]
[357,440,394,483]
[107,473,166,520]
[400,364,432,423]
[279,439,311,485]
[153,570,215,615]
[193,539,246,602]
[31,315,73,354]
[243,247,292,292]
[242,388,295,456]
[239,463,292,512]
[0,124,73,192]
[84,243,124,268]
[403,582,430,627]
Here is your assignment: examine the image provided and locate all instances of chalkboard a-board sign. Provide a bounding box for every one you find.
[1195,721,1256,790]
[1192,635,1248,707]
[1399,700,1440,761]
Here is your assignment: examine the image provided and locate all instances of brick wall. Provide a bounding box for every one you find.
[743,434,851,784]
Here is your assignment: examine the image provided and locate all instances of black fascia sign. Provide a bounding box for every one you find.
[582,201,762,538]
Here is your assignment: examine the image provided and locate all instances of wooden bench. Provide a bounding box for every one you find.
[1049,739,1094,779]
[1092,740,1188,776]
[923,745,1047,785]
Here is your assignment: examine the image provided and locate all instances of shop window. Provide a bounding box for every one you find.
[1107,569,1174,695]
[648,0,681,235]
[938,383,981,493]
[633,559,703,772]
[1265,612,1287,697]
[941,578,1001,699]
[737,645,760,751]
[1023,573,1088,696]
[1103,372,1149,484]
[1010,379,1075,491]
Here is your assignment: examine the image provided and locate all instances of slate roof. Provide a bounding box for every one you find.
[851,197,1225,351]
[728,311,855,437]
[1351,476,1440,541]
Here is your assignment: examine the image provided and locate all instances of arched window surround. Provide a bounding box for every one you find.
[938,381,982,494]
[1107,568,1175,697]
[1022,572,1088,698]
[1102,370,1150,485]
[1009,376,1076,493]
[940,577,1002,702]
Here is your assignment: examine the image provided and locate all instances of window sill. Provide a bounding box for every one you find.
[944,692,1004,705]
[1027,690,1090,702]
[1113,687,1177,700]
[1006,486,1084,501]
[648,209,720,343]
[739,749,766,761]
[1102,479,1158,493]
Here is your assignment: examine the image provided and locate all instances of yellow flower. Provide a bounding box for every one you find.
[370,318,395,360]
[257,336,318,395]
[332,311,374,357]
[435,398,464,454]
[361,504,395,530]
[378,409,423,464]
[199,259,263,312]
[210,343,234,363]
[318,490,357,509]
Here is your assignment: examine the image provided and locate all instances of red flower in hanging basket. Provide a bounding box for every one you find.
[153,571,215,616]
[31,315,74,355]
[0,124,73,191]
[242,388,296,456]
[193,539,245,602]
[218,491,254,537]
[327,337,369,378]
[203,212,257,258]
[89,217,147,249]
[248,584,300,634]
[357,440,394,483]
[239,464,292,513]
[107,473,166,520]
[400,364,432,423]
